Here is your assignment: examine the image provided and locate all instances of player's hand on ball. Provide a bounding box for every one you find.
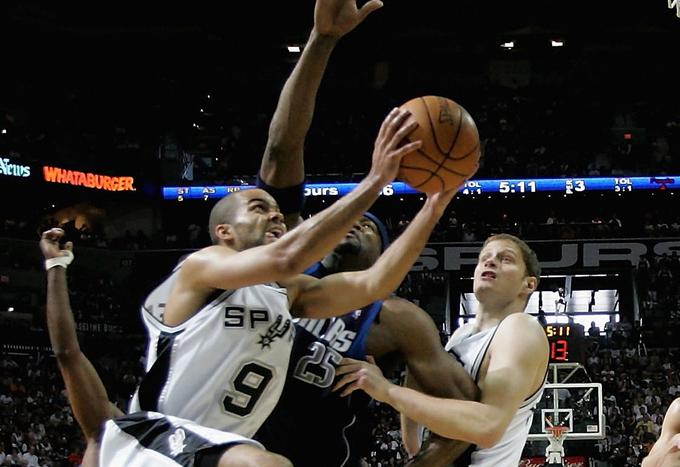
[368,108,422,186]
[314,0,383,38]
[425,179,466,215]
[333,355,392,402]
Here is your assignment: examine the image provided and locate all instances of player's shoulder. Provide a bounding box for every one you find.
[182,245,240,270]
[379,297,439,334]
[382,296,424,312]
[381,296,434,322]
[495,312,547,348]
[501,311,544,331]
[668,397,680,420]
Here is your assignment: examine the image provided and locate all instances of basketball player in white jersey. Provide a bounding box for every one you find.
[642,397,680,467]
[253,0,479,465]
[334,233,550,467]
[127,102,465,455]
[39,228,278,467]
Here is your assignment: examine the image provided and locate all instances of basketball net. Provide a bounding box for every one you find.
[547,425,568,443]
[545,426,568,465]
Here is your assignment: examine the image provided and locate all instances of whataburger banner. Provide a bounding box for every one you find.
[43,165,135,191]
[415,238,680,271]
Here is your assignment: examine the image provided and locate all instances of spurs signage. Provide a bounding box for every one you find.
[414,239,680,271]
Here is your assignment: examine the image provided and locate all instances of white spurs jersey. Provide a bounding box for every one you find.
[445,320,546,467]
[129,262,295,438]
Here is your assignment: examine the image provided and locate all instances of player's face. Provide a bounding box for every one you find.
[473,239,531,307]
[335,217,382,264]
[230,189,286,250]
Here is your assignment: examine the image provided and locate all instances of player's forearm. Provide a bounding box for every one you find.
[46,268,82,359]
[365,201,442,298]
[401,413,424,456]
[386,385,501,448]
[261,30,338,186]
[277,175,384,273]
[61,354,116,440]
[46,268,114,439]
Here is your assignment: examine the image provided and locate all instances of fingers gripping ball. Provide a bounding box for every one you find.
[398,96,481,194]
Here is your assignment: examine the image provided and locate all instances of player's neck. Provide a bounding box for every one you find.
[321,252,370,273]
[475,301,526,331]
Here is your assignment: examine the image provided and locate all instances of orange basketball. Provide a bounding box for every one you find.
[398,96,481,194]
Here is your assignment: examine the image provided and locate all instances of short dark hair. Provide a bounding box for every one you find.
[483,233,541,287]
[208,193,242,244]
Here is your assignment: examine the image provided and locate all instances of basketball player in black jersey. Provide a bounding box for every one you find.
[253,1,479,465]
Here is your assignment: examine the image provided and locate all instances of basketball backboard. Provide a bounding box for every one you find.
[528,382,605,441]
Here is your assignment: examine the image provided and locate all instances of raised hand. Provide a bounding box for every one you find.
[314,0,384,38]
[40,228,73,260]
[368,108,422,186]
[424,179,467,217]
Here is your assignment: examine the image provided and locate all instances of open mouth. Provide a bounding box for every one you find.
[266,229,283,239]
[481,271,497,279]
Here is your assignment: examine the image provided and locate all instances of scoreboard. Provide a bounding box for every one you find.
[543,323,587,364]
[162,175,679,201]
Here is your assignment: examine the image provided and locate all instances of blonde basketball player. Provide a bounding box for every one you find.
[335,233,550,467]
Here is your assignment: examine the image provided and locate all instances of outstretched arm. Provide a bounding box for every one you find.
[288,187,461,318]
[334,313,549,448]
[175,109,421,316]
[380,298,478,465]
[259,0,383,228]
[40,228,123,441]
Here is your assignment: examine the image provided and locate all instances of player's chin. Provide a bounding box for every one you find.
[473,282,495,296]
[336,237,360,253]
[263,232,279,244]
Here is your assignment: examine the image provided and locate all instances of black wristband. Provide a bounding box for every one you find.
[255,173,306,215]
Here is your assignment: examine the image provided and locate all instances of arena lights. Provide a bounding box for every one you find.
[550,39,565,47]
[500,41,515,49]
[287,45,301,53]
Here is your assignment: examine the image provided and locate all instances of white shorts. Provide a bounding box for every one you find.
[99,411,263,467]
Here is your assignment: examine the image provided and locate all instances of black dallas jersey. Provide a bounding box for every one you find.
[255,262,383,467]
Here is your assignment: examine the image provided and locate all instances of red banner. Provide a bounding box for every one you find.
[519,456,586,467]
